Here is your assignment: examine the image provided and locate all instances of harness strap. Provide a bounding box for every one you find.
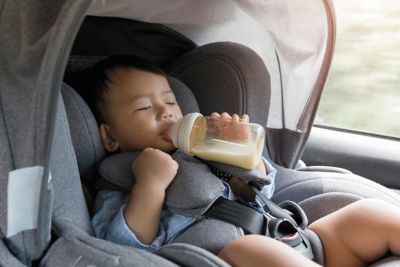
[205,197,314,259]
[205,197,265,234]
[204,170,314,260]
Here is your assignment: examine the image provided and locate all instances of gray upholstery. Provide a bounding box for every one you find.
[169,77,200,115]
[166,42,271,130]
[62,83,106,180]
[172,219,243,255]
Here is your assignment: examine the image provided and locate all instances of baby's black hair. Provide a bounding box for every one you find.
[71,55,166,124]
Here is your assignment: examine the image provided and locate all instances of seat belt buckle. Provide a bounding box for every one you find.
[263,213,314,260]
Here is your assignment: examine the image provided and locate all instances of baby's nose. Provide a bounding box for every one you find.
[162,108,172,118]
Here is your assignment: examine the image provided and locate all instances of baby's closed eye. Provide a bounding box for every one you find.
[164,96,176,105]
[135,105,151,112]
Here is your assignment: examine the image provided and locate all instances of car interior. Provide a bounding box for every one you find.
[65,14,400,266]
[1,1,400,266]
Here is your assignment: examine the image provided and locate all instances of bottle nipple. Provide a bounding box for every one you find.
[167,119,181,148]
[167,113,202,155]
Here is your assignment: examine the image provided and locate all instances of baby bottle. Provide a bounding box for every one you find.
[168,112,265,169]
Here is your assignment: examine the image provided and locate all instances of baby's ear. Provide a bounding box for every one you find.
[99,124,119,152]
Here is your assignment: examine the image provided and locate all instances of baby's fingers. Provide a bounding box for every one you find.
[220,112,232,120]
[211,112,248,123]
[231,114,240,122]
[239,114,249,123]
[211,112,220,119]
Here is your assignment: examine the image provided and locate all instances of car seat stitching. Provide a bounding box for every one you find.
[0,89,15,169]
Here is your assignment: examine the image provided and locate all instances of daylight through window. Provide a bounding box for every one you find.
[315,0,400,138]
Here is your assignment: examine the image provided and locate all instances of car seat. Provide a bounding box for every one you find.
[61,16,400,266]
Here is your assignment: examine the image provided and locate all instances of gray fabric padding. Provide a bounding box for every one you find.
[98,152,138,192]
[0,0,90,261]
[41,232,178,267]
[62,83,106,180]
[297,165,352,174]
[169,77,200,114]
[0,97,12,237]
[4,93,89,263]
[2,92,93,264]
[166,153,226,216]
[50,93,93,235]
[166,42,270,127]
[171,219,243,255]
[48,220,233,267]
[303,229,324,265]
[157,243,230,267]
[299,192,362,224]
[271,164,400,223]
[0,241,25,267]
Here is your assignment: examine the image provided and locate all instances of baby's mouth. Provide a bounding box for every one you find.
[160,123,174,142]
[160,131,172,142]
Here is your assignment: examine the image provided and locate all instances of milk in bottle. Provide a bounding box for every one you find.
[167,113,265,169]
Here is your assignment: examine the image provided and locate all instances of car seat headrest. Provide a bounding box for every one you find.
[165,42,270,128]
[62,83,106,179]
[62,77,199,179]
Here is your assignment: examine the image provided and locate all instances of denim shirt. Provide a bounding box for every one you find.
[92,160,276,252]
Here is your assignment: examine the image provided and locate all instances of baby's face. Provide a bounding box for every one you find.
[101,68,183,152]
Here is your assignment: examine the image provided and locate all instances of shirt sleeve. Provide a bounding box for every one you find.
[259,157,276,199]
[104,205,167,252]
[92,190,166,252]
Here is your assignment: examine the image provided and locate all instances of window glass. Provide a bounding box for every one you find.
[315,0,400,138]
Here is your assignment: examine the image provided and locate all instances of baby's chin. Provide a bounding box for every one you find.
[160,142,177,154]
[145,139,176,154]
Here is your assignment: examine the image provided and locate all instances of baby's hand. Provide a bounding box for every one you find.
[211,112,266,173]
[211,112,249,123]
[210,112,250,142]
[132,148,178,190]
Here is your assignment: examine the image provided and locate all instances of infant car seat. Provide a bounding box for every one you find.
[64,16,400,266]
[2,0,398,265]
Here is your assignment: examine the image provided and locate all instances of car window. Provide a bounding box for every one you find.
[315,0,400,138]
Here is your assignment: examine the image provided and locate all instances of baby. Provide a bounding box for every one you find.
[79,55,400,267]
